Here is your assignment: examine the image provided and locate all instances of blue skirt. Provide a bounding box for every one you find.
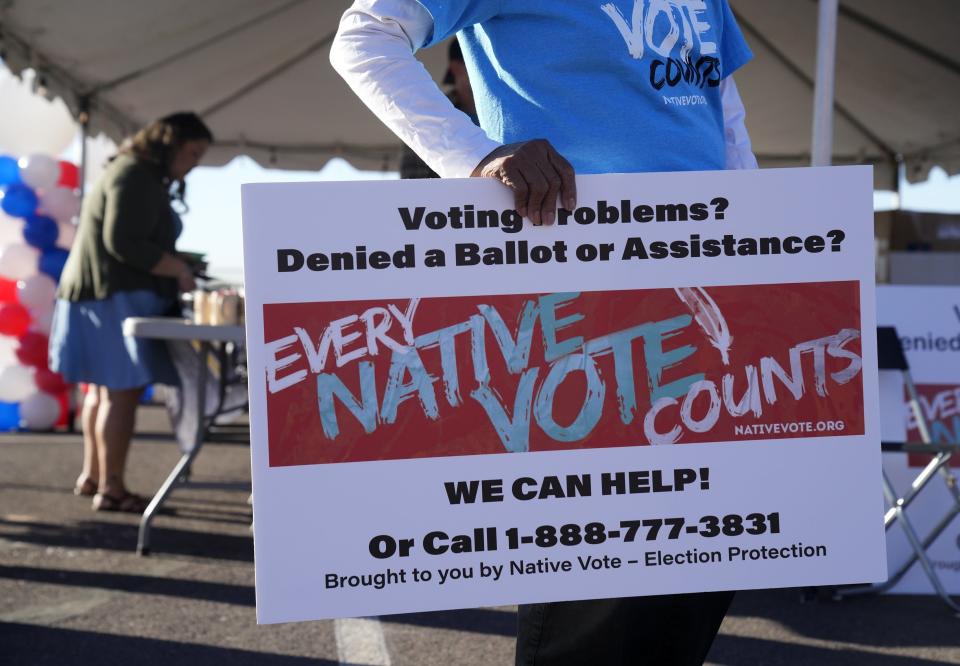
[49,290,180,390]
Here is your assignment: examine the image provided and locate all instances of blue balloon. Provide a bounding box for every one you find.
[1,184,39,218]
[23,214,59,251]
[39,248,69,282]
[0,156,20,186]
[0,401,20,432]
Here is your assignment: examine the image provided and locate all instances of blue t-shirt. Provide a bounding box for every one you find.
[416,0,752,174]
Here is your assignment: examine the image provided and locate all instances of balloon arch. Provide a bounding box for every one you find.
[0,152,79,431]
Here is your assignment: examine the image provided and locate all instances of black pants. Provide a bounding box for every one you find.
[516,591,734,666]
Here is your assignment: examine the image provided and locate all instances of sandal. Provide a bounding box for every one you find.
[92,491,149,513]
[73,478,98,497]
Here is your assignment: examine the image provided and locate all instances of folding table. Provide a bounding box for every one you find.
[122,316,247,555]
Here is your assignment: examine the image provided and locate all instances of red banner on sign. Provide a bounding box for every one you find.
[907,383,960,468]
[262,281,864,467]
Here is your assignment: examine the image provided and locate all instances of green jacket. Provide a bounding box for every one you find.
[58,154,178,302]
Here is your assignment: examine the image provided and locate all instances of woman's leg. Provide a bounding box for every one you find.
[95,385,145,497]
[76,385,100,492]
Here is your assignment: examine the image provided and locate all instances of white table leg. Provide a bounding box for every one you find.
[137,341,211,555]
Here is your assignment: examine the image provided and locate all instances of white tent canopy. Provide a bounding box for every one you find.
[733,0,960,187]
[1,0,958,186]
[0,0,446,172]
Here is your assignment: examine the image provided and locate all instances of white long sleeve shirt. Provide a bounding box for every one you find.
[331,0,758,178]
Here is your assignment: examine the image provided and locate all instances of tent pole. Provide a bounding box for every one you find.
[811,0,839,166]
[78,96,90,198]
[893,158,903,210]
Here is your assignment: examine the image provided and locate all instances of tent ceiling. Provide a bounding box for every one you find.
[733,0,960,185]
[0,0,440,171]
[2,0,958,186]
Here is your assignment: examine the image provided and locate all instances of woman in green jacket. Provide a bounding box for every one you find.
[50,112,212,512]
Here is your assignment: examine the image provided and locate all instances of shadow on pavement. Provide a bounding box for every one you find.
[0,565,255,606]
[709,633,957,666]
[7,429,178,443]
[726,588,960,650]
[385,607,517,636]
[0,517,253,562]
[0,623,344,666]
[1,564,521,639]
[161,508,252,526]
[0,482,84,495]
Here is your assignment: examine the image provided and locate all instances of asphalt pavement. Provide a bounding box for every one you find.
[1,405,958,665]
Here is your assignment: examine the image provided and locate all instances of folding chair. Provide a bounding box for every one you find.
[835,327,960,614]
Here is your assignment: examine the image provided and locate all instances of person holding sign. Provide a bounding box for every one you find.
[400,38,478,179]
[331,1,757,663]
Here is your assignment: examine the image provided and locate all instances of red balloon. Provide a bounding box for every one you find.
[0,303,31,337]
[55,390,70,428]
[36,367,69,395]
[15,331,48,367]
[57,161,80,189]
[0,278,16,303]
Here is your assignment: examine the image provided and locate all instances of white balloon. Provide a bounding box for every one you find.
[0,214,25,247]
[25,297,53,326]
[20,391,60,430]
[0,334,17,367]
[18,154,60,190]
[0,363,35,402]
[17,273,56,311]
[55,220,77,250]
[0,244,39,281]
[30,306,54,336]
[38,187,81,222]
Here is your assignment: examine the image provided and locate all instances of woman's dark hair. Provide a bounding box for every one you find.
[120,111,214,208]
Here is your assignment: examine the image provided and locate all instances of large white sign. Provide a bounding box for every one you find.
[241,167,884,624]
[878,285,960,594]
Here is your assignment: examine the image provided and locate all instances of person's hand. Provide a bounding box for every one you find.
[176,262,196,293]
[471,139,577,225]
